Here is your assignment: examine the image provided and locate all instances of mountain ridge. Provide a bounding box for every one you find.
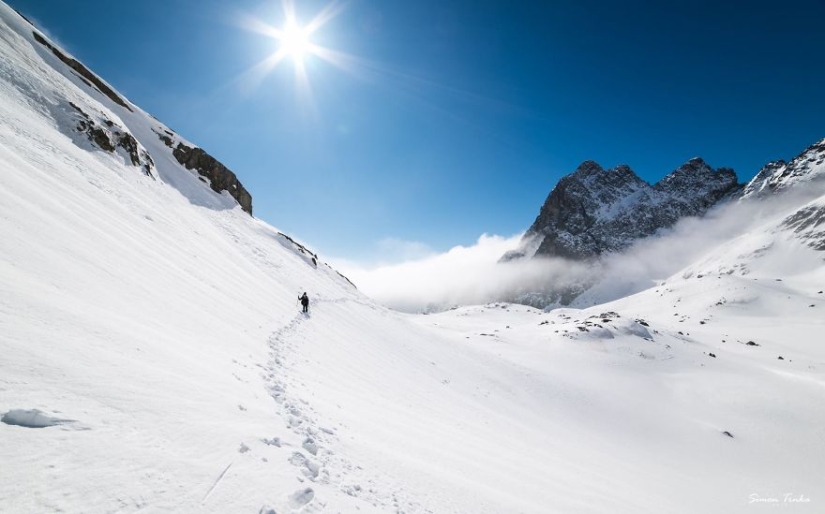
[14,6,255,215]
[501,137,825,308]
[503,156,741,262]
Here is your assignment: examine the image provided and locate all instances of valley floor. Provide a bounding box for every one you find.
[8,268,823,514]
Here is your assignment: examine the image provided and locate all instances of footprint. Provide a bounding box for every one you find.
[289,452,320,479]
[302,438,318,456]
[289,487,314,508]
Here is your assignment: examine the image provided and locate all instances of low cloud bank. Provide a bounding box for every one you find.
[341,190,818,313]
[582,187,823,305]
[339,234,589,312]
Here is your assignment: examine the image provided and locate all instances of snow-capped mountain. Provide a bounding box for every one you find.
[741,137,825,199]
[503,158,741,261]
[2,3,824,514]
[509,137,825,264]
[502,138,825,308]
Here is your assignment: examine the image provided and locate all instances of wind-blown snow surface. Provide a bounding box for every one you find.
[1,3,824,513]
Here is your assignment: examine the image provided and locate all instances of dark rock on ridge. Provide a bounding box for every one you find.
[33,32,132,111]
[161,138,253,215]
[26,14,255,217]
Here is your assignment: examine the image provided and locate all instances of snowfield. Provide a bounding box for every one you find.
[1,2,823,513]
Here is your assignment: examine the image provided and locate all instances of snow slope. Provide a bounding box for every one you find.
[1,3,824,513]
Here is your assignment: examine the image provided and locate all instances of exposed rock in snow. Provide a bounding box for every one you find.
[69,101,154,176]
[1,409,73,428]
[170,141,253,215]
[22,11,253,215]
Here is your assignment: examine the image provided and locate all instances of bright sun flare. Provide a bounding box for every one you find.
[238,0,352,103]
[280,23,310,61]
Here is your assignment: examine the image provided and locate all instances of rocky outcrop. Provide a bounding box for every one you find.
[29,19,253,216]
[33,32,132,111]
[159,137,252,215]
[507,158,740,261]
[69,102,153,176]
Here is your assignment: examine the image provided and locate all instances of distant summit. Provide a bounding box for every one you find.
[741,138,825,199]
[502,137,825,308]
[503,158,740,262]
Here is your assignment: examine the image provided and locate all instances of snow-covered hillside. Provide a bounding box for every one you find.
[1,3,824,513]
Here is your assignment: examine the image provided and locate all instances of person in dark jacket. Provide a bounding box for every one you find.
[299,292,309,313]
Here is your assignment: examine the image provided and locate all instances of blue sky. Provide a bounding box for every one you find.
[11,0,825,263]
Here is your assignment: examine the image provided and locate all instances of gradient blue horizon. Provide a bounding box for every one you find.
[9,0,825,263]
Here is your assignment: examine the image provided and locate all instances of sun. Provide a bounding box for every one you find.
[279,21,311,62]
[236,0,355,104]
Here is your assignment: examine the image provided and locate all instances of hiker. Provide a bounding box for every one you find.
[299,292,309,313]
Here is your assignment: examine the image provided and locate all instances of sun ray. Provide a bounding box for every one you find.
[231,0,351,109]
[279,0,298,27]
[229,49,288,96]
[304,0,349,36]
[233,12,283,39]
[293,58,318,121]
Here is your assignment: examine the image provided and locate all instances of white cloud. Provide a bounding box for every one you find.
[572,189,823,306]
[338,233,591,312]
[338,188,822,313]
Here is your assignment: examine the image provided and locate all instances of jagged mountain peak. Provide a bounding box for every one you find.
[507,157,741,265]
[659,156,712,184]
[741,137,825,199]
[503,136,825,308]
[569,160,642,185]
[556,161,647,210]
[654,158,737,198]
[570,159,604,178]
[673,156,709,171]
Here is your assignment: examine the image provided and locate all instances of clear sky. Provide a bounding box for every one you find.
[9,0,825,264]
